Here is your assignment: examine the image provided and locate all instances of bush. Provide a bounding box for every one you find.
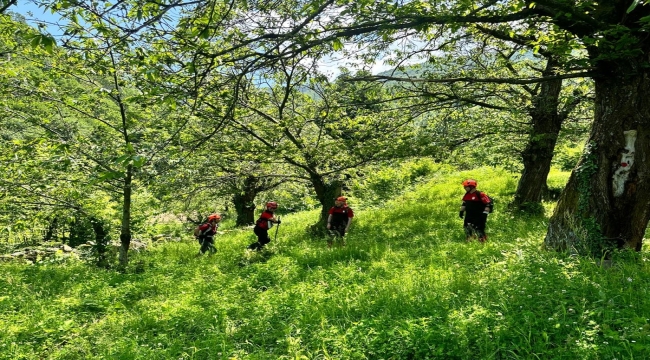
[553,143,584,171]
[350,159,445,206]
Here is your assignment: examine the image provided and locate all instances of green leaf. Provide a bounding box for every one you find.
[41,35,55,54]
[114,154,131,165]
[29,35,41,48]
[332,38,343,51]
[627,0,642,13]
[132,155,146,168]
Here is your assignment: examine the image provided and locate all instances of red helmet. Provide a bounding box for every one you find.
[335,196,347,203]
[266,201,278,210]
[462,179,477,188]
[207,214,221,221]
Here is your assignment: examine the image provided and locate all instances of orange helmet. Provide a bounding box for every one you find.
[462,179,477,188]
[336,196,347,203]
[207,214,221,221]
[266,201,278,210]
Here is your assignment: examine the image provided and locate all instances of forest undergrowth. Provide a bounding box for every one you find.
[2,168,650,359]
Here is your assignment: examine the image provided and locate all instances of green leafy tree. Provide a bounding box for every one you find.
[228,54,429,229]
[186,0,649,254]
[363,30,592,211]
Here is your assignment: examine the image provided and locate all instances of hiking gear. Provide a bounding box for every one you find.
[459,211,464,218]
[250,211,278,251]
[255,210,275,230]
[194,222,216,238]
[462,179,477,188]
[476,191,494,213]
[207,214,221,221]
[266,201,278,210]
[462,191,492,213]
[273,216,281,242]
[461,189,489,242]
[328,205,354,226]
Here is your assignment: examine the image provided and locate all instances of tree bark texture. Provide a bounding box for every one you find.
[233,176,259,226]
[310,174,342,233]
[545,60,650,254]
[513,59,564,209]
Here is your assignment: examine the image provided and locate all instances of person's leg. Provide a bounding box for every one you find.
[199,237,210,254]
[337,226,347,246]
[259,232,271,248]
[249,228,269,251]
[476,214,488,243]
[205,239,216,254]
[327,228,340,248]
[463,221,476,241]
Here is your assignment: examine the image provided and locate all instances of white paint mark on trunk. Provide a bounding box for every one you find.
[612,130,637,197]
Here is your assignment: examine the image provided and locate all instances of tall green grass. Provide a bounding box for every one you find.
[2,167,650,359]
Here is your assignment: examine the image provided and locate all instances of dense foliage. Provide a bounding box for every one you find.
[2,168,650,359]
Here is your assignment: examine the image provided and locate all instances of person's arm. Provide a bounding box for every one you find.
[459,202,466,218]
[480,193,491,213]
[345,217,352,232]
[326,214,333,229]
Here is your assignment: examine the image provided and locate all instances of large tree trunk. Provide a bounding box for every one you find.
[545,61,650,255]
[512,59,564,211]
[119,165,133,266]
[233,176,259,226]
[309,174,342,233]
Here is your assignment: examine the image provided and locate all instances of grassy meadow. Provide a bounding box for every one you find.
[2,167,650,359]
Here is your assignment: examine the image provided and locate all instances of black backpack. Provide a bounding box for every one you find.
[477,191,494,213]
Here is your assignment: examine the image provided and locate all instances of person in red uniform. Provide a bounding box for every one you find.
[326,196,354,247]
[196,213,221,254]
[248,201,281,251]
[459,179,490,242]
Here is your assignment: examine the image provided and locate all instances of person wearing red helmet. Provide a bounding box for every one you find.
[195,213,221,255]
[459,179,491,242]
[248,201,281,251]
[326,196,354,248]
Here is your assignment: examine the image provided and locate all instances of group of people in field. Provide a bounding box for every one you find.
[194,179,491,255]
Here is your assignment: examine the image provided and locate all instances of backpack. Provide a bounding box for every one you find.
[477,191,495,213]
[194,223,206,237]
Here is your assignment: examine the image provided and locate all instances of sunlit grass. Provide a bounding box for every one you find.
[2,168,650,359]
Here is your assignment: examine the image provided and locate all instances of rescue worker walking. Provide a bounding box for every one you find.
[326,196,354,248]
[248,201,281,251]
[459,179,491,242]
[196,214,221,255]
